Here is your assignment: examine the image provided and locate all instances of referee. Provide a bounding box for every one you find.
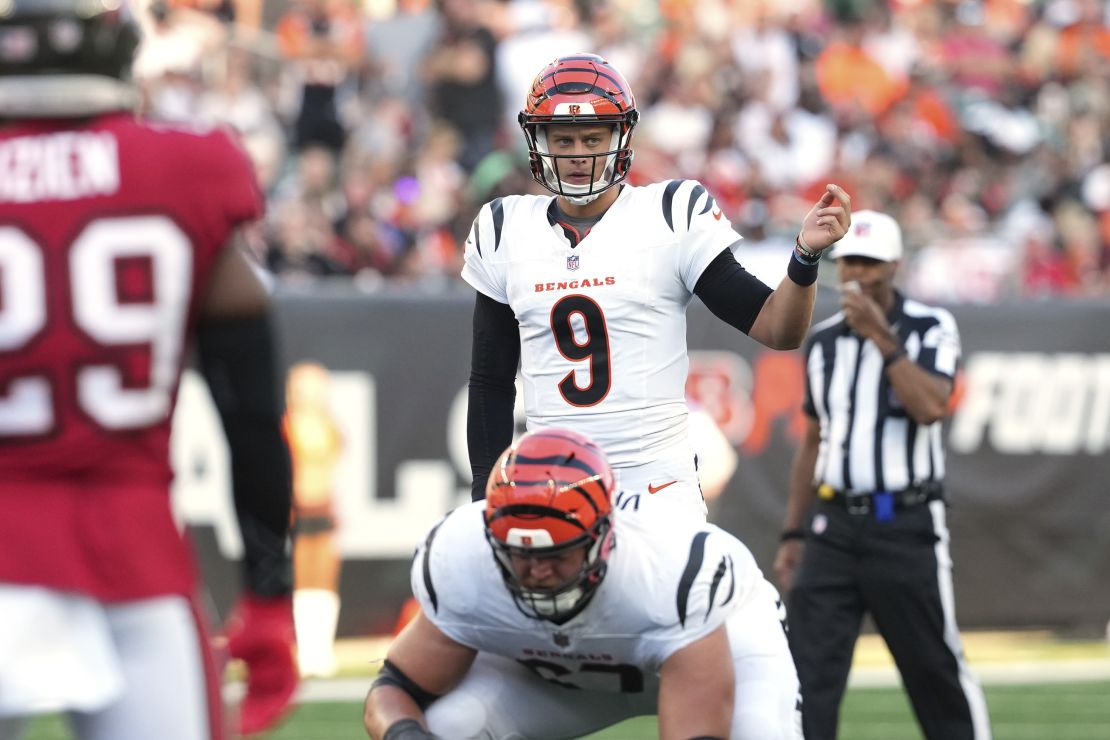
[774,211,991,740]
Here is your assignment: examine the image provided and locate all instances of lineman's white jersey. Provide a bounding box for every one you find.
[411,500,770,696]
[461,180,742,468]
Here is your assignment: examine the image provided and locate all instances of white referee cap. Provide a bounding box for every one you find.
[828,210,903,262]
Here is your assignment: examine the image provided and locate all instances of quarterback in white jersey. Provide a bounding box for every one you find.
[464,54,852,515]
[364,429,802,740]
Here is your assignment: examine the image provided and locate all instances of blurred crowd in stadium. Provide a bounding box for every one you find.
[134,0,1110,301]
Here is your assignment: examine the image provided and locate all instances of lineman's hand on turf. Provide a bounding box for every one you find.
[223,593,299,736]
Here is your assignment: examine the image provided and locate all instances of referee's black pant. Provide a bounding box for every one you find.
[787,499,992,740]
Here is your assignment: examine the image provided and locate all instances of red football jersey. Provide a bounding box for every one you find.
[0,113,263,601]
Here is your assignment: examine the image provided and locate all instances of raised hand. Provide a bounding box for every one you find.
[839,281,893,343]
[799,184,852,252]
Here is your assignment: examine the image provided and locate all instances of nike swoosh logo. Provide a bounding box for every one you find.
[647,480,678,494]
[712,209,722,221]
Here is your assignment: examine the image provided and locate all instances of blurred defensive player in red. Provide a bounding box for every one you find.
[0,1,297,737]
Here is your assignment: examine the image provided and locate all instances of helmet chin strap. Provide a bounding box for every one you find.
[564,192,603,206]
[0,76,137,118]
[526,585,585,617]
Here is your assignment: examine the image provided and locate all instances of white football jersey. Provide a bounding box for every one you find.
[412,500,766,695]
[461,180,742,467]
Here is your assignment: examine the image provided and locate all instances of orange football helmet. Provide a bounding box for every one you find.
[518,53,638,205]
[484,428,615,623]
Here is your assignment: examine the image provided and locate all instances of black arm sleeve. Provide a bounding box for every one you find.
[467,292,520,501]
[371,659,442,710]
[197,314,293,598]
[693,248,775,335]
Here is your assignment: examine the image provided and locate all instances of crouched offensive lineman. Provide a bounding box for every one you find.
[364,429,803,740]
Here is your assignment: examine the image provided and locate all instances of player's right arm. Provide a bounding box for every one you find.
[746,184,852,349]
[365,507,482,738]
[467,293,520,500]
[191,125,294,614]
[197,235,298,734]
[461,202,520,500]
[657,624,734,740]
[363,611,476,739]
[197,238,292,599]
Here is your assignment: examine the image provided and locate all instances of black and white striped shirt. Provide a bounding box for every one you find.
[802,291,961,493]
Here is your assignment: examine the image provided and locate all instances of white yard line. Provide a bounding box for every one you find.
[850,660,1110,688]
[224,660,1110,703]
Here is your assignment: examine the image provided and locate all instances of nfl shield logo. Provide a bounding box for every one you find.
[554,632,570,647]
[566,255,580,271]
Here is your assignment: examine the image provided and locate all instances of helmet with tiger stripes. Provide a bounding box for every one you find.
[484,428,615,624]
[518,53,638,206]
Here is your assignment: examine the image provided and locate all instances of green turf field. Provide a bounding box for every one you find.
[22,680,1110,739]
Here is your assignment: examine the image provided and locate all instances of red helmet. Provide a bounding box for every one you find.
[484,428,615,623]
[518,54,638,205]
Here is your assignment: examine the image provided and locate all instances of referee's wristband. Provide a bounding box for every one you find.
[780,528,806,542]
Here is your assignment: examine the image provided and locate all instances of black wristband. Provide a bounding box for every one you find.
[383,718,435,740]
[787,250,819,286]
[780,528,806,542]
[883,346,907,368]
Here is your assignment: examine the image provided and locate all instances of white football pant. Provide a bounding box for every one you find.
[0,585,221,740]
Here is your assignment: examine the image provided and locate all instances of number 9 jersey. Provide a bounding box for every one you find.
[462,180,739,468]
[0,113,263,601]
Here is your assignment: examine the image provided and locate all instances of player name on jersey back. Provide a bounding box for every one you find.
[0,131,120,203]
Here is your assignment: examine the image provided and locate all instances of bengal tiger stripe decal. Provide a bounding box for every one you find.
[676,532,737,627]
[490,197,505,252]
[486,502,592,534]
[705,554,735,622]
[662,179,683,231]
[538,61,632,109]
[686,183,706,228]
[486,429,614,540]
[421,520,444,613]
[470,214,481,257]
[511,451,603,478]
[677,531,709,627]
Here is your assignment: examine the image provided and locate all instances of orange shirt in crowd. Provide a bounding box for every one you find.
[815,42,908,116]
[910,87,960,143]
[1056,22,1110,77]
[276,1,363,64]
